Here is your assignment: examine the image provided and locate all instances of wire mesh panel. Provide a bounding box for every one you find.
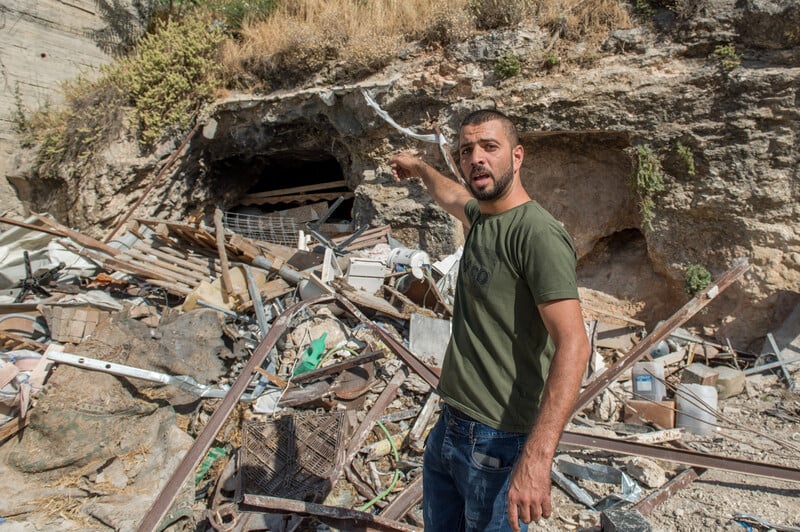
[240,411,346,502]
[223,211,299,247]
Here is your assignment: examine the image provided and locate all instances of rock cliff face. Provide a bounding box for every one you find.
[9,0,800,347]
[0,0,138,217]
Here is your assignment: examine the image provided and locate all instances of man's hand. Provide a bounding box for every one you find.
[388,151,423,182]
[507,452,552,530]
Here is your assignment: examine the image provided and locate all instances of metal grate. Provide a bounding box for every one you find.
[223,211,299,247]
[240,411,345,501]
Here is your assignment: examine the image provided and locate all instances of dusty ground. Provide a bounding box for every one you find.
[523,372,800,532]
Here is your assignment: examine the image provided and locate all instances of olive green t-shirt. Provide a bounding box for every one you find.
[437,199,579,433]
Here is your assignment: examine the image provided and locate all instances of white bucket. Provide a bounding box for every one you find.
[675,383,718,435]
[632,361,666,402]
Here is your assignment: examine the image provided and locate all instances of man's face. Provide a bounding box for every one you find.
[457,120,519,202]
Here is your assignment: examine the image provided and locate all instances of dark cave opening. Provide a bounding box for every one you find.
[212,150,354,246]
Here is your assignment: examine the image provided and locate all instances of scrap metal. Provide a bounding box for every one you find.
[573,257,750,413]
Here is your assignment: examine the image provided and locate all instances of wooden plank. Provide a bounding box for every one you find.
[573,258,750,414]
[132,241,216,277]
[332,279,406,320]
[408,392,439,452]
[345,367,408,464]
[0,216,65,237]
[271,201,330,223]
[31,213,121,256]
[293,350,385,384]
[214,208,234,304]
[140,278,193,296]
[120,248,208,284]
[381,475,423,522]
[242,180,347,200]
[240,191,353,206]
[633,467,702,516]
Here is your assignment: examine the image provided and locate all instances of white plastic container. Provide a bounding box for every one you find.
[387,247,430,279]
[675,383,718,435]
[631,361,666,402]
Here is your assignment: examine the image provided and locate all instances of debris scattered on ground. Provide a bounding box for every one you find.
[0,206,798,531]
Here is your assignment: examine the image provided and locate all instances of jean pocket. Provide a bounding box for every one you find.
[470,435,522,473]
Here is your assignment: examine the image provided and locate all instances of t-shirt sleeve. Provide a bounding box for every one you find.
[526,224,579,305]
[464,199,481,225]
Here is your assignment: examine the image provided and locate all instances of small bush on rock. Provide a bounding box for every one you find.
[495,50,522,78]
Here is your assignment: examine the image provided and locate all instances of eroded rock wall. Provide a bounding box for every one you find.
[9,1,799,346]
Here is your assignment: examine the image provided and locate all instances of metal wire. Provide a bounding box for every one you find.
[223,211,299,247]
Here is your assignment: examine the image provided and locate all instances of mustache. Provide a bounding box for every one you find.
[470,165,490,177]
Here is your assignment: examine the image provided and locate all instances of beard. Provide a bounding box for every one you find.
[467,163,514,201]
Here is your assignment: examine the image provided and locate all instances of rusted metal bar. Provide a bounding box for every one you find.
[573,257,750,413]
[241,494,422,532]
[334,295,440,389]
[633,467,703,516]
[560,431,800,483]
[380,475,423,522]
[137,294,336,532]
[293,350,385,384]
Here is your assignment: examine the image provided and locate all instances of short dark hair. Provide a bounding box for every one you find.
[459,109,520,147]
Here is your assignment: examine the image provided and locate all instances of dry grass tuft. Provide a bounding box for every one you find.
[223,0,477,88]
[223,0,631,88]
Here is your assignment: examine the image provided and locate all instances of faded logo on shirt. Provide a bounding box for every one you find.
[460,245,498,299]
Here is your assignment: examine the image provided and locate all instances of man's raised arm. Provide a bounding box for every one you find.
[389,152,473,227]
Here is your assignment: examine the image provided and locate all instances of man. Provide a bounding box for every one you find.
[389,110,590,532]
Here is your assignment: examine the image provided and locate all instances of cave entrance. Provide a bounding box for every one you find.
[218,150,353,247]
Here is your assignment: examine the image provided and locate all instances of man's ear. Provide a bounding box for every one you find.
[513,144,524,172]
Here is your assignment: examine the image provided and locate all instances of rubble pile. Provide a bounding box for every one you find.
[0,200,798,531]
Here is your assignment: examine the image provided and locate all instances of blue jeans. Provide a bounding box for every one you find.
[423,404,529,532]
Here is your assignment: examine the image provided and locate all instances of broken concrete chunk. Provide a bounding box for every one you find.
[622,456,667,488]
[681,363,720,386]
[601,506,652,532]
[715,366,745,399]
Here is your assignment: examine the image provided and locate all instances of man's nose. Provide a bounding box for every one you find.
[469,147,487,166]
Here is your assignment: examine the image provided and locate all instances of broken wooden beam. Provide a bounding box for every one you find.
[380,475,423,523]
[345,367,408,464]
[213,208,234,304]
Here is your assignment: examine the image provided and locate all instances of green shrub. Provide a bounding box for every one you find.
[495,50,522,78]
[676,142,696,176]
[631,145,664,230]
[685,264,712,297]
[713,43,741,71]
[114,12,225,146]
